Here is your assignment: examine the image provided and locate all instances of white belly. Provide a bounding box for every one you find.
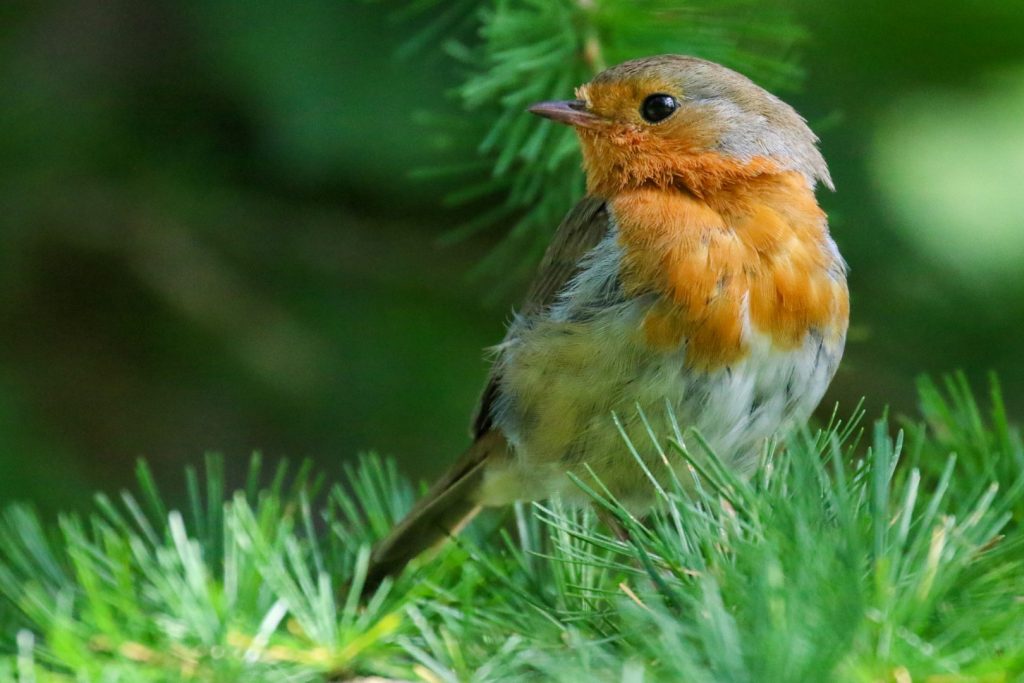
[480,236,844,507]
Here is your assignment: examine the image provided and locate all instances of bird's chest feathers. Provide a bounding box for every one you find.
[610,172,848,370]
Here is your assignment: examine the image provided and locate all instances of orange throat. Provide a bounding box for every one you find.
[609,169,849,370]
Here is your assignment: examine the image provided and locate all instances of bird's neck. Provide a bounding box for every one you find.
[580,127,789,197]
[588,152,784,198]
[608,171,849,370]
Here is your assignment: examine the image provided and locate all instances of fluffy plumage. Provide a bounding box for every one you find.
[364,55,849,590]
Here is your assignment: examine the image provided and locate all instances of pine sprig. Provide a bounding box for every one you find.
[396,0,807,289]
[1,378,1022,680]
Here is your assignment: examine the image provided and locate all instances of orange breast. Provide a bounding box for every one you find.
[611,171,848,370]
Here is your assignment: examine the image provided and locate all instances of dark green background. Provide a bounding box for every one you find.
[2,0,1022,512]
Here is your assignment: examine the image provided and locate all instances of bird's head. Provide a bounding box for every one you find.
[529,55,831,197]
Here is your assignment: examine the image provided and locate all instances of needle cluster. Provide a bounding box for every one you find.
[397,0,805,285]
[1,374,1022,680]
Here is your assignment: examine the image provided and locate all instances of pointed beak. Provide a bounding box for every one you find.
[527,99,604,129]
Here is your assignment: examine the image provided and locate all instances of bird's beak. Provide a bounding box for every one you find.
[527,99,604,129]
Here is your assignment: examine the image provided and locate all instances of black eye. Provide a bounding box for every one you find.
[640,94,678,123]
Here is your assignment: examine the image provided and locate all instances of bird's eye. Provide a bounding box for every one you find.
[640,94,678,123]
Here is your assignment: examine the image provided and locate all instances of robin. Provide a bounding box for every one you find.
[365,55,848,588]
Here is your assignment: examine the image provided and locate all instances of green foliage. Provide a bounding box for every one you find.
[1,377,1022,681]
[398,0,805,283]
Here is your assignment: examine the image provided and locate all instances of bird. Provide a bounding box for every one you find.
[364,54,849,589]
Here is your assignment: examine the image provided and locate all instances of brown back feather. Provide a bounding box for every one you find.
[472,196,610,437]
[364,197,610,592]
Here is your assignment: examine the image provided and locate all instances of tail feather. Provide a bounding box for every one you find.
[363,431,505,592]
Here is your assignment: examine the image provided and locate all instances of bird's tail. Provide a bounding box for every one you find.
[363,430,507,593]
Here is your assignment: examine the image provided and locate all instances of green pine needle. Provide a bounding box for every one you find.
[389,0,807,292]
[1,375,1022,680]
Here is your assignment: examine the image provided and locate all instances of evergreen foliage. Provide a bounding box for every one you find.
[395,0,804,282]
[2,4,1020,681]
[1,376,1022,681]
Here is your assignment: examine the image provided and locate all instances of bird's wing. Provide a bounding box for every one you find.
[472,196,611,437]
[364,197,611,591]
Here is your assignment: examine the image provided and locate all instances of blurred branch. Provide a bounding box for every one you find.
[128,218,331,397]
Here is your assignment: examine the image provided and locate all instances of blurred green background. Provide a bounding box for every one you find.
[2,0,1023,513]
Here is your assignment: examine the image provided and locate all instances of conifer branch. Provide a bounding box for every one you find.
[392,0,806,286]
